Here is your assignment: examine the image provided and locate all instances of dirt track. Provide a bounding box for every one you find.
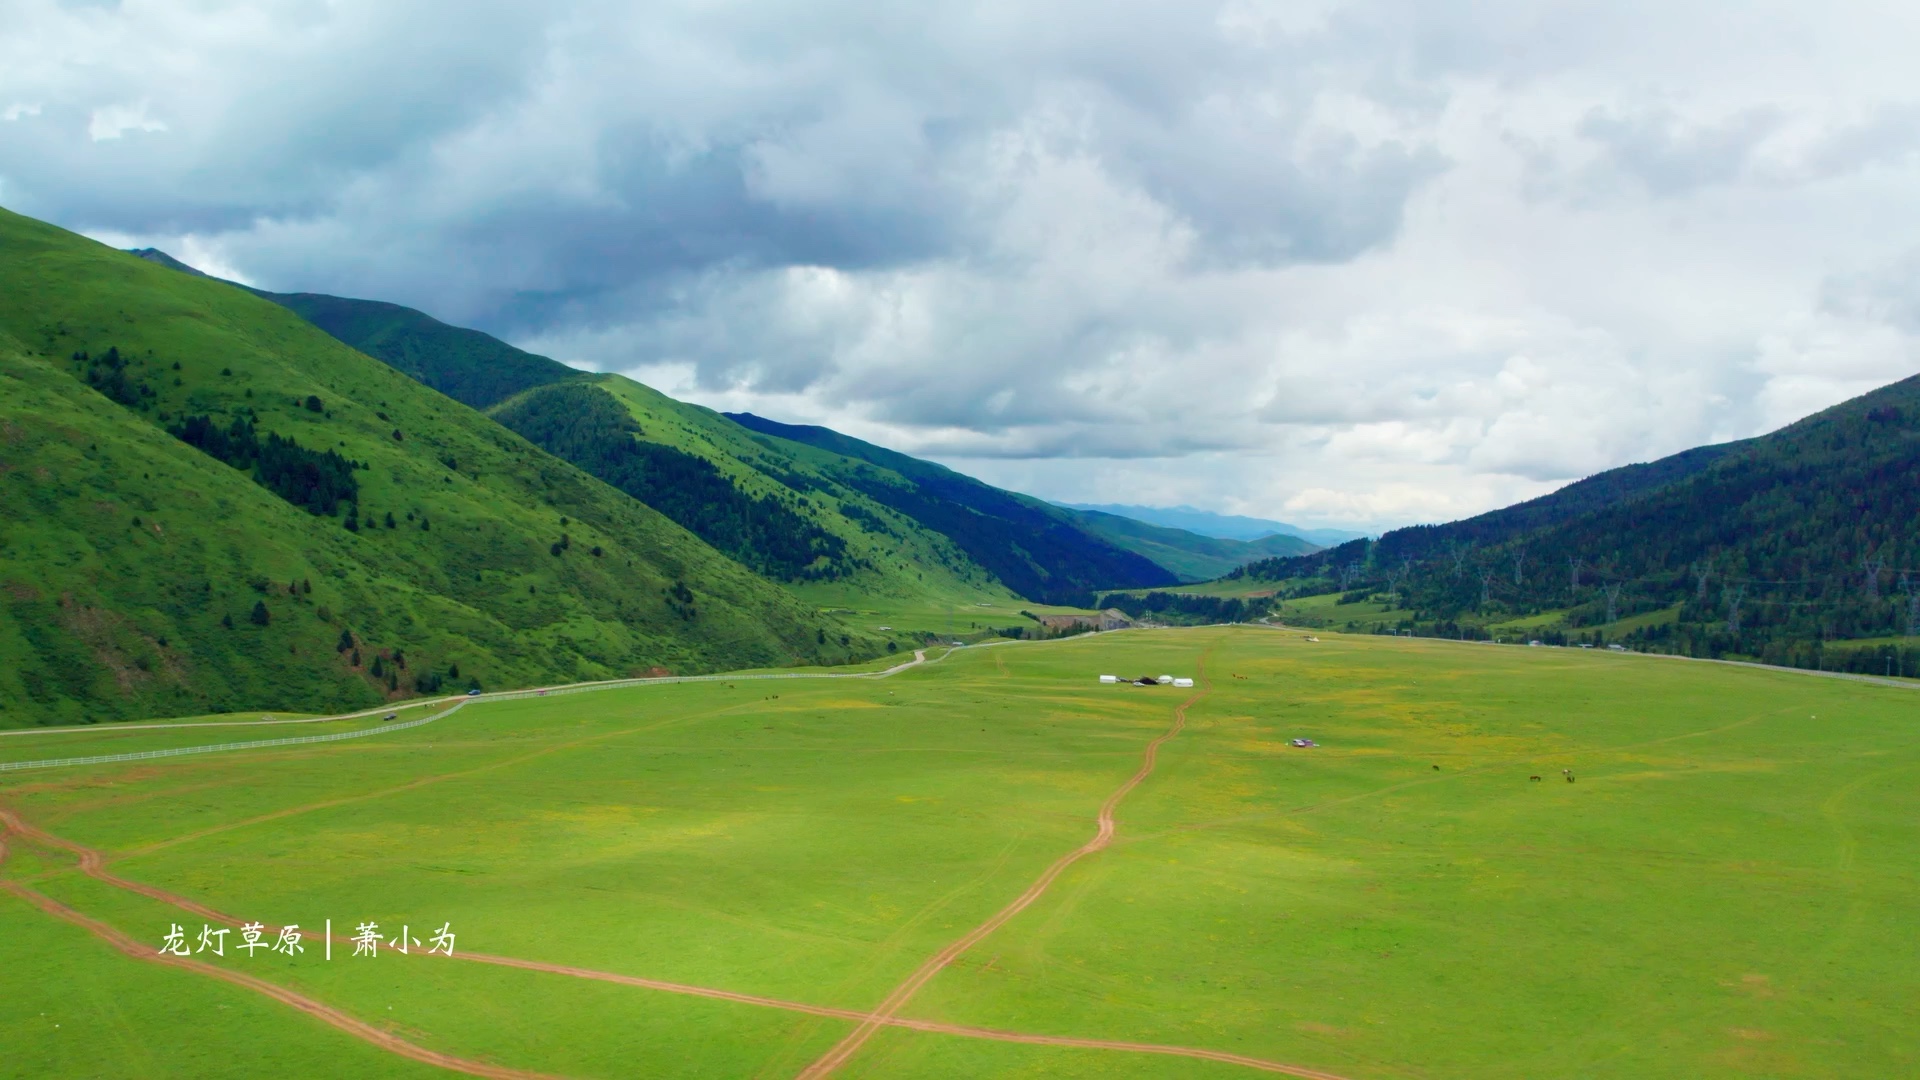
[794,651,1217,1078]
[1,644,1359,1080]
[0,879,559,1080]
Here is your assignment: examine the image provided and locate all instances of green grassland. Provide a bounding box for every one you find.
[0,208,866,727]
[5,629,1917,1077]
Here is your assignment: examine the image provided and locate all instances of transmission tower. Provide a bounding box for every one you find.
[1568,556,1584,594]
[1450,541,1474,578]
[1604,582,1622,624]
[1725,585,1747,634]
[1513,546,1528,586]
[1864,553,1886,601]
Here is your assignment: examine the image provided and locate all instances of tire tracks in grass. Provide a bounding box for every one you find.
[35,651,943,859]
[113,695,806,862]
[6,803,1359,1079]
[752,827,1038,1078]
[793,647,1219,1079]
[0,880,560,1080]
[4,635,1362,1080]
[1815,759,1920,963]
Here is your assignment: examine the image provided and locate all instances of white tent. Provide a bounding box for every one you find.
[1099,674,1119,683]
[1156,675,1174,684]
[1172,677,1194,688]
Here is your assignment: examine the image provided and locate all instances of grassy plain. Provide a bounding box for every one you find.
[4,629,1918,1078]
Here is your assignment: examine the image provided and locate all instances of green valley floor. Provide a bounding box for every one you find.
[3,629,1917,1078]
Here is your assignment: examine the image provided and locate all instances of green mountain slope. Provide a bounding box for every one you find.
[0,208,857,727]
[1056,507,1318,582]
[251,292,582,410]
[127,248,583,411]
[724,413,1179,600]
[490,375,1012,608]
[129,250,1192,598]
[1239,376,1920,666]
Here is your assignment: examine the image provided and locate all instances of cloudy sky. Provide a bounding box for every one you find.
[6,0,1919,531]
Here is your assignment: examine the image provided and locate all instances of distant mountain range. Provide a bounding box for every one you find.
[1057,503,1368,546]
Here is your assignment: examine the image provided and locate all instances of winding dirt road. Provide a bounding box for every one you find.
[1,642,1359,1080]
[0,879,559,1080]
[793,652,1215,1078]
[5,800,1356,1078]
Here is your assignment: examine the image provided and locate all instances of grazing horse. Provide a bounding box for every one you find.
[1564,769,1576,783]
[1529,775,1541,782]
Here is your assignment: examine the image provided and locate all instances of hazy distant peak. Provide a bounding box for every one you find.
[1055,503,1369,547]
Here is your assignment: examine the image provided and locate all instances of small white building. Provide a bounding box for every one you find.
[1172,677,1194,688]
[1099,674,1119,683]
[1156,675,1174,684]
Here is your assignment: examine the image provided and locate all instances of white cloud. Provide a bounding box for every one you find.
[87,101,167,142]
[3,103,41,122]
[6,0,1920,531]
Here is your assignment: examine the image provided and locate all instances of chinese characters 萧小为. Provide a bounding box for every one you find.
[160,920,453,959]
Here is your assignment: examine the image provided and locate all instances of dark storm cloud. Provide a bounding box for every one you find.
[3,0,1443,328]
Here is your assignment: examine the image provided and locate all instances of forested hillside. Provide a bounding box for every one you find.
[1236,376,1920,667]
[496,376,1014,602]
[129,248,1204,600]
[1057,506,1317,582]
[0,208,860,726]
[727,413,1178,601]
